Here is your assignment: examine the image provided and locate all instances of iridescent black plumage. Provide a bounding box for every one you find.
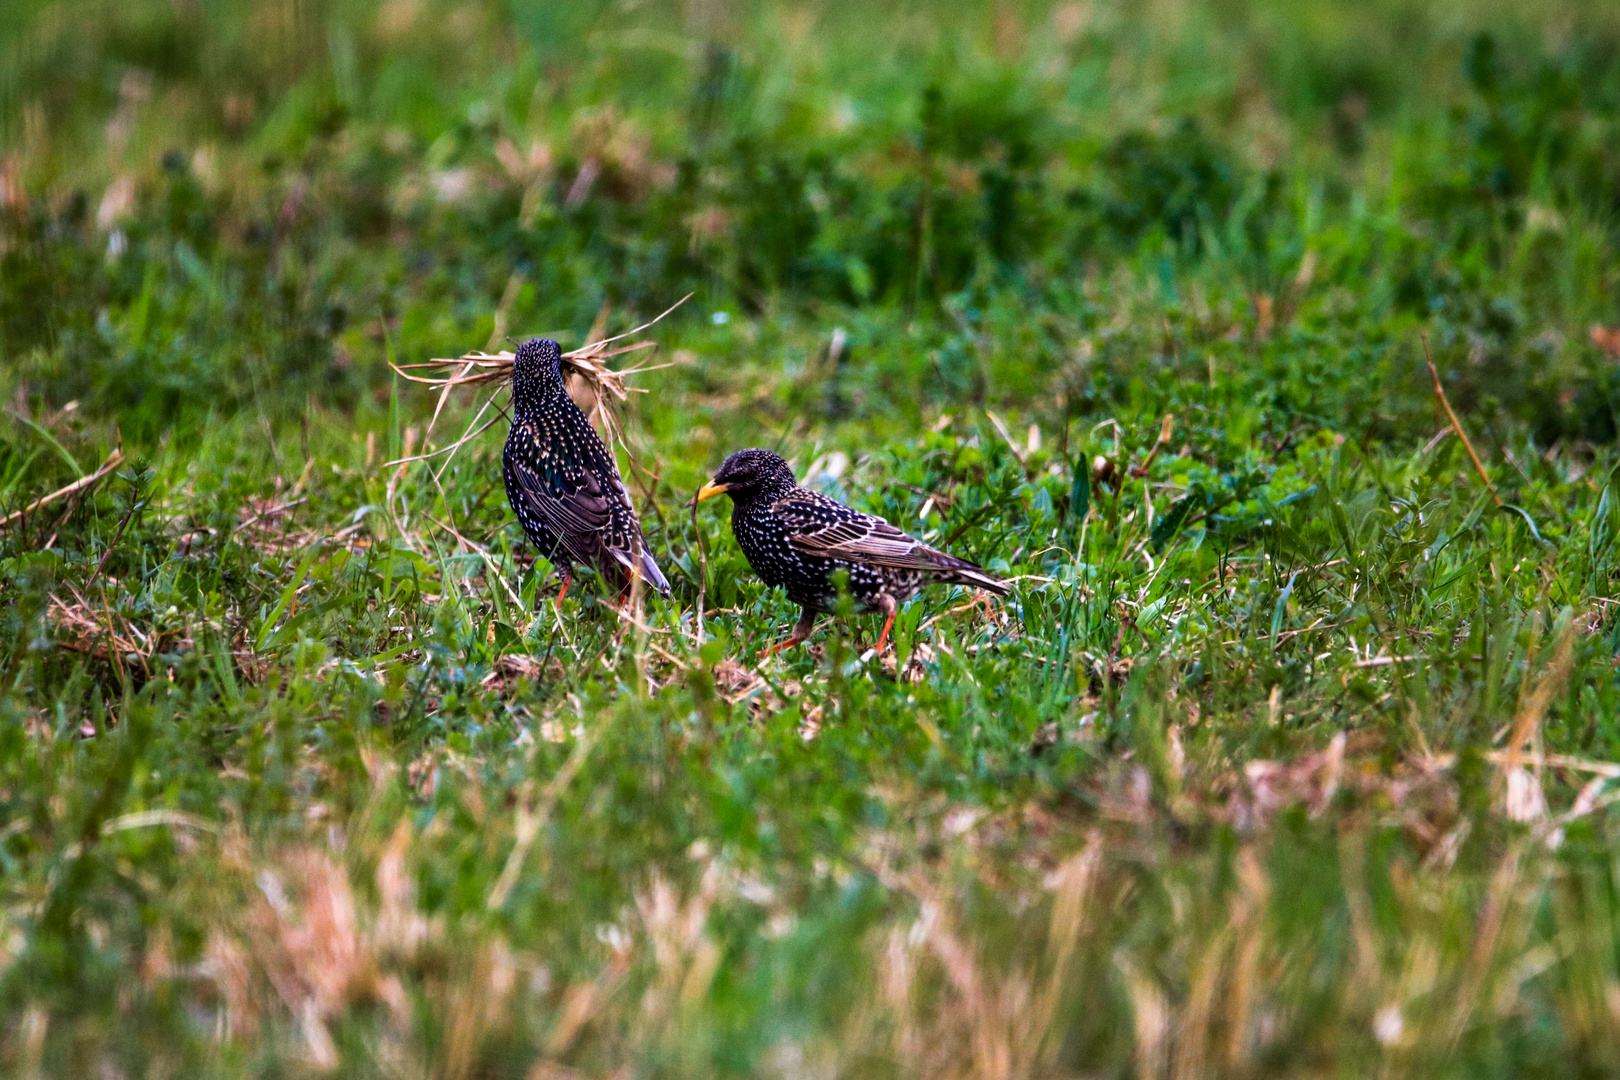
[502,337,669,598]
[698,448,1007,654]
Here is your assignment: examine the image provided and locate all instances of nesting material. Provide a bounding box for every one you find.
[386,294,687,473]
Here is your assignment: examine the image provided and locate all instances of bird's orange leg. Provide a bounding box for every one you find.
[758,630,807,658]
[759,609,817,658]
[554,571,573,608]
[873,595,898,655]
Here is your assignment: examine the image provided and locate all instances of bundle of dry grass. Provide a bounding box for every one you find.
[387,294,688,471]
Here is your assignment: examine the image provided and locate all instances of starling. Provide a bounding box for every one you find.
[503,337,670,602]
[696,448,1008,656]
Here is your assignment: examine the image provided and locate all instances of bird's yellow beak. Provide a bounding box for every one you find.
[693,481,730,504]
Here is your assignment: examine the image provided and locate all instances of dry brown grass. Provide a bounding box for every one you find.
[8,724,1609,1080]
[387,295,689,476]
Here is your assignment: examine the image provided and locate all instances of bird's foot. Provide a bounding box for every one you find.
[759,611,818,660]
[757,633,806,659]
[553,572,574,608]
[871,598,899,656]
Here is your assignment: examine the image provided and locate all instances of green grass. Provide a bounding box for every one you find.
[5,0,1620,1075]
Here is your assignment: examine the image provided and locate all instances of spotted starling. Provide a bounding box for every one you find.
[503,337,670,602]
[696,448,1008,655]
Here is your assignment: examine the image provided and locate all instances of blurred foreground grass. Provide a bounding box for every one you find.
[5,0,1620,1076]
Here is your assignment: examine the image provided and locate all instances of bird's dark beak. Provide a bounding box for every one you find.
[693,481,730,504]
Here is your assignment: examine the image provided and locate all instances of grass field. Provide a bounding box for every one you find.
[5,0,1620,1075]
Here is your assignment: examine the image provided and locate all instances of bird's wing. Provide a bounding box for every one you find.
[775,490,1009,594]
[775,492,941,568]
[506,455,611,566]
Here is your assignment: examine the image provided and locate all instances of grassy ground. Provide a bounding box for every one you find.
[5,0,1620,1075]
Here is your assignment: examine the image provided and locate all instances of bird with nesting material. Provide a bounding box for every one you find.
[695,448,1008,657]
[502,337,670,603]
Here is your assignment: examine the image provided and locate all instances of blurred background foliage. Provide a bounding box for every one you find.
[3,0,1619,448]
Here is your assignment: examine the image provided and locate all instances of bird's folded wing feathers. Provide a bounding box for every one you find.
[776,492,1008,594]
[776,494,950,569]
[508,458,610,565]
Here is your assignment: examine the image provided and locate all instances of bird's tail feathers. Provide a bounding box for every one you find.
[925,550,1010,596]
[639,548,672,597]
[945,566,1011,596]
[606,544,673,598]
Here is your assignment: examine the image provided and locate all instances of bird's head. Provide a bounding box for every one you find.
[511,337,565,410]
[695,448,798,505]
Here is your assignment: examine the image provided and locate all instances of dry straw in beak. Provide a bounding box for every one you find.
[384,293,690,473]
